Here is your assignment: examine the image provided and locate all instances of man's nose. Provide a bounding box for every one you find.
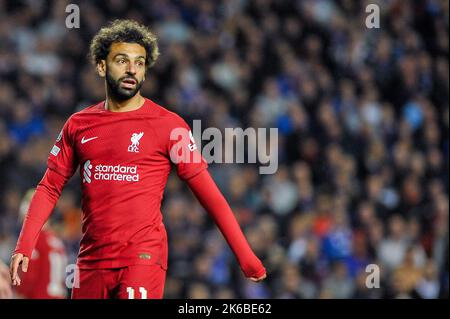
[126,62,136,75]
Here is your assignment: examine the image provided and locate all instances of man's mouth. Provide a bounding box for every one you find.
[121,78,137,89]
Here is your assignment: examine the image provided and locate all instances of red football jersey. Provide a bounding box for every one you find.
[47,98,207,269]
[15,229,67,299]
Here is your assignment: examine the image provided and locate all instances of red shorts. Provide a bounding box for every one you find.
[71,264,166,299]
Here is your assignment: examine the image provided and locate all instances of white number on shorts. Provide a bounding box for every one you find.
[126,287,148,299]
[139,287,148,299]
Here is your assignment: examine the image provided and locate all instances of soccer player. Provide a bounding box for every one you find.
[10,19,266,299]
[14,189,68,299]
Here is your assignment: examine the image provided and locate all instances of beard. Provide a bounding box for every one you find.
[105,69,144,101]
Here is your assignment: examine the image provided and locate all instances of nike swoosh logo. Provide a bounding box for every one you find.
[81,136,98,144]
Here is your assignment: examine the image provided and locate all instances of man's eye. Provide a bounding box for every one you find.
[118,59,126,64]
[136,61,145,67]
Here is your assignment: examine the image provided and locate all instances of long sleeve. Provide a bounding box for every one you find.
[186,170,266,279]
[14,168,69,258]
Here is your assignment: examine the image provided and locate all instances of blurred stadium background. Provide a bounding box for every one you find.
[0,0,448,298]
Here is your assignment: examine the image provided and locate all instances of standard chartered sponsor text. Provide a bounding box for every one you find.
[84,161,140,182]
[94,164,139,182]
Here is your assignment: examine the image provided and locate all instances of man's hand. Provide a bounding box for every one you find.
[10,253,29,286]
[248,273,267,283]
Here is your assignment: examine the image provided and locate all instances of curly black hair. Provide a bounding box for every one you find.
[89,19,159,69]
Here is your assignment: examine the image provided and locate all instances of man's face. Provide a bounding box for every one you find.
[100,42,147,100]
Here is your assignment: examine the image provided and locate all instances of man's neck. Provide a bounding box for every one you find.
[105,93,145,112]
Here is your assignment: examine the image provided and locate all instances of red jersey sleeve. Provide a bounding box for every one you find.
[186,170,266,279]
[15,118,76,258]
[47,116,78,178]
[165,114,207,180]
[14,168,68,258]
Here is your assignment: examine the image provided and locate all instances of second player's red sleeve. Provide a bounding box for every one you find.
[186,170,266,279]
[14,168,69,258]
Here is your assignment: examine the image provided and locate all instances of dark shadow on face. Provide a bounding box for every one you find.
[105,67,144,101]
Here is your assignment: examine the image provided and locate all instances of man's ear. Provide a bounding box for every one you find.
[97,60,106,77]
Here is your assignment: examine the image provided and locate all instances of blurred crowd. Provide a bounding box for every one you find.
[0,0,448,299]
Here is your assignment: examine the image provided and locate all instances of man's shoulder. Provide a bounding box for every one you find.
[65,101,104,125]
[145,98,188,127]
[73,101,105,116]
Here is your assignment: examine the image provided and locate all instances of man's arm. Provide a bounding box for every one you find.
[10,168,69,286]
[186,170,267,282]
